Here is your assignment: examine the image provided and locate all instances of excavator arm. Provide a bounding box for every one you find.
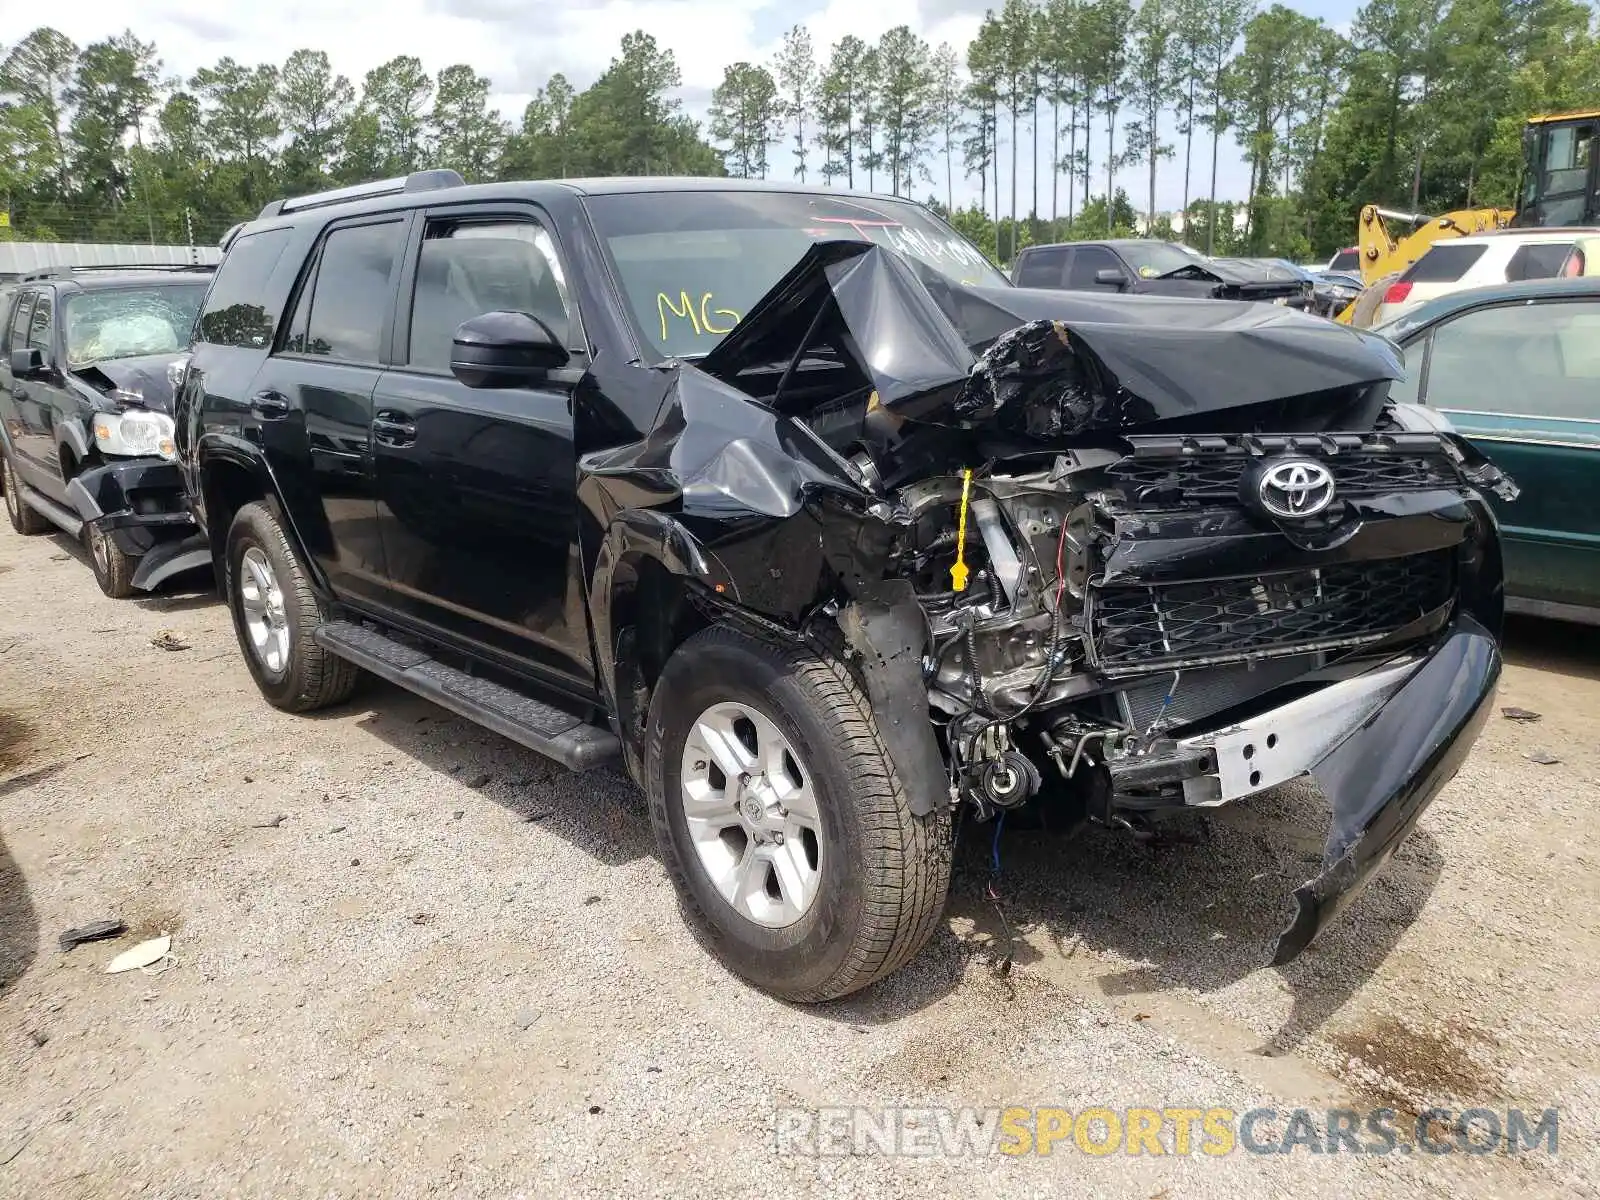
[1355,204,1515,286]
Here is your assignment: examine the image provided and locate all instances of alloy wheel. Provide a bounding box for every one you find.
[88,524,110,574]
[238,546,290,675]
[679,701,823,928]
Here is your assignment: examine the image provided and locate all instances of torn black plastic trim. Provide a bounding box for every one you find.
[837,580,949,816]
[1441,432,1521,503]
[131,533,210,591]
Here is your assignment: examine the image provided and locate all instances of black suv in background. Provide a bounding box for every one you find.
[0,265,213,596]
[1013,239,1313,307]
[176,171,1508,1001]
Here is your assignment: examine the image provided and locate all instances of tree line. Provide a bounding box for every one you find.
[1,2,1598,263]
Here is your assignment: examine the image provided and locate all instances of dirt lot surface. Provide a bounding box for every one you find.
[2,524,1598,1199]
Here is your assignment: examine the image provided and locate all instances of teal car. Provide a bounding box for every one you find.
[1377,276,1600,623]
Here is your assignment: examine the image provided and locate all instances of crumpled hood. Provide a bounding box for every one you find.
[1203,257,1311,285]
[72,352,183,414]
[700,241,1403,437]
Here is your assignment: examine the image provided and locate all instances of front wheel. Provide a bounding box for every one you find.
[645,626,952,1002]
[84,523,137,598]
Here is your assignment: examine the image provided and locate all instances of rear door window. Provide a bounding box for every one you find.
[1422,299,1600,419]
[1015,247,1068,288]
[1505,242,1576,281]
[301,220,406,364]
[198,227,295,347]
[1401,244,1488,283]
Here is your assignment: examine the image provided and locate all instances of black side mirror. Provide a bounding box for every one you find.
[9,347,43,377]
[1094,268,1128,289]
[450,311,570,388]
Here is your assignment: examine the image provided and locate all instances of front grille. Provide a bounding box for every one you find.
[1109,451,1459,507]
[1089,552,1455,673]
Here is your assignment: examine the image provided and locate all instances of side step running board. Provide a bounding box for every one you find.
[313,620,620,771]
[20,481,84,539]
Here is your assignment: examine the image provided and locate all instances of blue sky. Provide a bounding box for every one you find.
[64,0,1365,213]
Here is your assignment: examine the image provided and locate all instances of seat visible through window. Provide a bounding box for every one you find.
[409,234,569,373]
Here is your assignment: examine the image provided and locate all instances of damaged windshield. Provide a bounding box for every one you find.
[1119,241,1213,279]
[584,190,1009,358]
[65,284,207,367]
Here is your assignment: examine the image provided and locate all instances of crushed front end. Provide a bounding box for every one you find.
[589,240,1515,965]
[67,353,209,592]
[865,427,1506,963]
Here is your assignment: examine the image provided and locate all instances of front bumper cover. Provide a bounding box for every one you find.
[1112,615,1499,964]
[1272,614,1500,964]
[68,458,209,591]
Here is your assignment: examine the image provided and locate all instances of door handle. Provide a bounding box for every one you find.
[372,411,417,447]
[251,390,290,419]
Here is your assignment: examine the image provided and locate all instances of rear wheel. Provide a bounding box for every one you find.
[84,523,137,598]
[645,626,952,1002]
[2,450,50,536]
[224,500,360,712]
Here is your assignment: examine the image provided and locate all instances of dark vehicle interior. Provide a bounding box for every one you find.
[409,236,569,370]
[1515,113,1600,227]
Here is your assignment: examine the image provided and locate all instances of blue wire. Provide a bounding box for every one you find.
[991,810,1006,875]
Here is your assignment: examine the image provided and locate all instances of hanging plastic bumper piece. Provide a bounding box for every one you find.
[68,458,208,591]
[1272,614,1500,965]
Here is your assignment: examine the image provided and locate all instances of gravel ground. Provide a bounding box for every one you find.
[1,524,1597,1199]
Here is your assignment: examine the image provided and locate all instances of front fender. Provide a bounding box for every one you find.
[589,507,727,713]
[58,417,93,465]
[195,433,330,596]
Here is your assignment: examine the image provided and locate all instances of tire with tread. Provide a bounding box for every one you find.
[84,523,137,598]
[645,625,951,1002]
[225,499,360,711]
[3,449,51,536]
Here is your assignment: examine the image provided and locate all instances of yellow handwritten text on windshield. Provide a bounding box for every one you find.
[657,291,741,342]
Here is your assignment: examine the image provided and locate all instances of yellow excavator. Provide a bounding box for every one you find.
[1337,110,1600,323]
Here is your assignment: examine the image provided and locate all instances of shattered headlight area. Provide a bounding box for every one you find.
[585,240,1509,965]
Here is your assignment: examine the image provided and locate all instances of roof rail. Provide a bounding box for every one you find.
[258,169,467,219]
[19,264,217,282]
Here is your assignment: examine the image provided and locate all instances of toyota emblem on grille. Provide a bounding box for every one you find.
[1257,459,1336,519]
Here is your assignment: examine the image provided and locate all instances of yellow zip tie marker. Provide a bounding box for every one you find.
[951,468,973,592]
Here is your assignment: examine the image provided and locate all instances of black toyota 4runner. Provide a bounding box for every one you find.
[1,265,213,596]
[176,171,1515,1001]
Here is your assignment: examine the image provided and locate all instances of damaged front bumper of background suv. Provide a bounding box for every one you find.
[68,457,208,592]
[580,241,1516,965]
[67,355,208,592]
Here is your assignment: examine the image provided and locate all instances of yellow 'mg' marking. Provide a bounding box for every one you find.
[658,291,700,341]
[700,294,739,333]
[657,292,743,340]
